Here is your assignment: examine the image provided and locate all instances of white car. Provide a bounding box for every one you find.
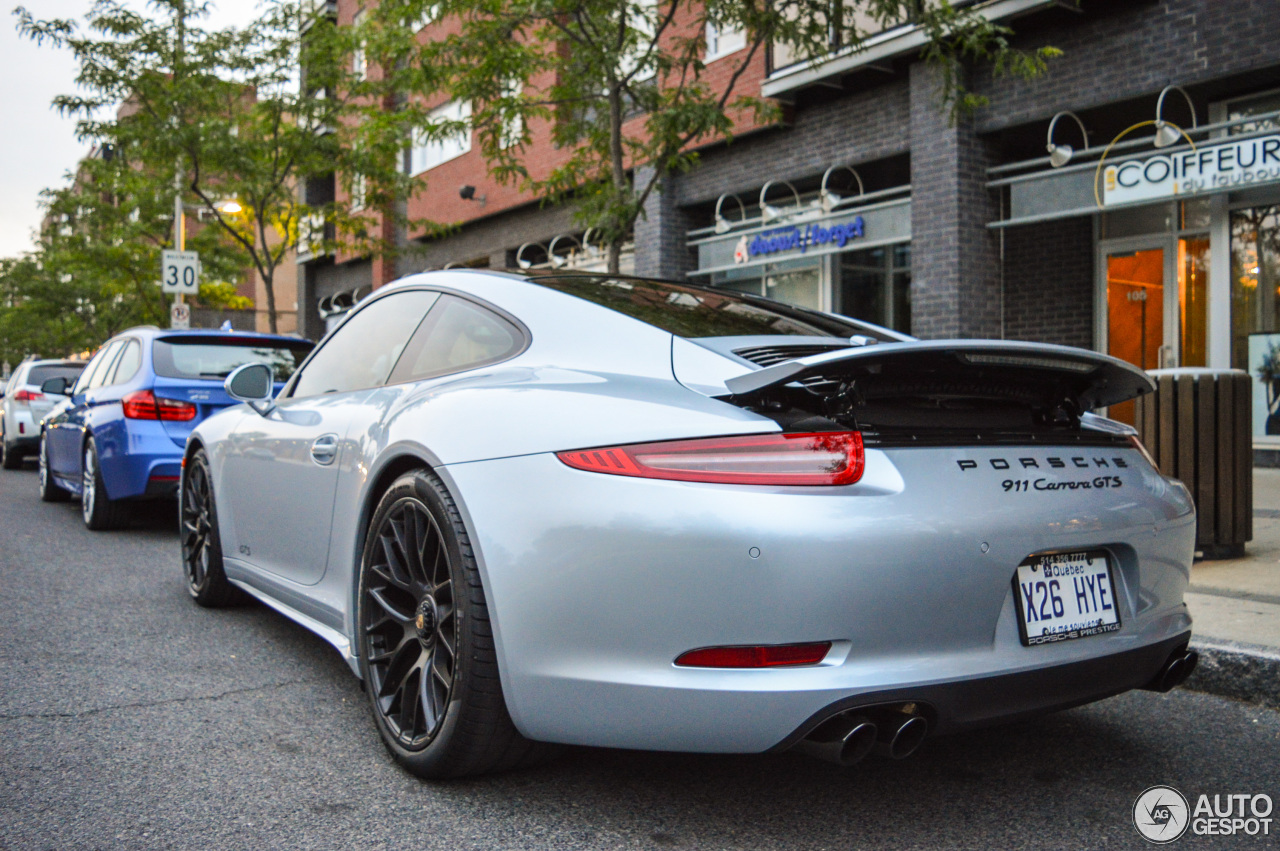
[1,358,85,469]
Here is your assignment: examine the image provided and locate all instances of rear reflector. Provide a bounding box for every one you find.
[557,432,864,486]
[675,642,833,668]
[122,390,198,421]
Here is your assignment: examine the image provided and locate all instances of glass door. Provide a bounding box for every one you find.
[1102,238,1209,424]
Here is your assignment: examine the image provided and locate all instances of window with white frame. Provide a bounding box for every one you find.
[352,8,367,80]
[499,81,523,149]
[350,172,366,211]
[705,17,745,61]
[618,0,657,84]
[408,101,472,175]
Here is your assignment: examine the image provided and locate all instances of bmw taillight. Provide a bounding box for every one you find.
[675,642,833,668]
[122,390,197,422]
[556,431,864,486]
[12,389,43,402]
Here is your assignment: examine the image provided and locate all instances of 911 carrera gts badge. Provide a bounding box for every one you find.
[957,455,1129,471]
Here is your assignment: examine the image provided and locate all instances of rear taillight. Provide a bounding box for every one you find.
[556,431,864,486]
[1128,434,1160,471]
[675,642,833,668]
[122,390,197,422]
[12,389,43,402]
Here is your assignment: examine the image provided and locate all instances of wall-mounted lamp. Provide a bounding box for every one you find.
[759,180,802,223]
[1154,85,1197,148]
[547,234,582,268]
[581,227,602,258]
[459,184,487,206]
[818,165,865,212]
[1045,111,1089,167]
[515,242,540,270]
[713,193,747,233]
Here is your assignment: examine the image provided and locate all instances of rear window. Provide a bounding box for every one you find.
[152,336,315,382]
[529,275,890,340]
[27,364,85,386]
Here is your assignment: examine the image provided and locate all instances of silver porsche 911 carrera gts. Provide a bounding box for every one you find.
[181,270,1197,778]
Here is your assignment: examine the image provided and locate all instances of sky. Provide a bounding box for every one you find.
[0,0,267,258]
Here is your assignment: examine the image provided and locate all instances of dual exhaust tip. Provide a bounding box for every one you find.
[794,707,928,767]
[797,648,1199,767]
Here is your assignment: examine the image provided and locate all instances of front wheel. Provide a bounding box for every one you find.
[181,449,243,607]
[38,433,70,502]
[81,437,129,530]
[356,469,555,778]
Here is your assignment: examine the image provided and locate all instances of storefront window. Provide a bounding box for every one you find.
[838,243,911,333]
[1232,206,1280,369]
[1180,236,1209,367]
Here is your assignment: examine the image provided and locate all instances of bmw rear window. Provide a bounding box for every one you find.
[529,275,892,340]
[152,336,315,382]
[27,364,85,385]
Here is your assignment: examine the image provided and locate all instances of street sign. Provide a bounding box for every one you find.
[170,302,191,330]
[161,250,200,295]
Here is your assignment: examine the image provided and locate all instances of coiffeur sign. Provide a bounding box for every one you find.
[1103,135,1280,206]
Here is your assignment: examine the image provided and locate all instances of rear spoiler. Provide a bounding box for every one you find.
[723,340,1155,411]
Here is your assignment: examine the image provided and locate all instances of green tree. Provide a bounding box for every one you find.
[354,0,1061,273]
[16,0,405,334]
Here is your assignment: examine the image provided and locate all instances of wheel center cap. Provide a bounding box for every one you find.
[414,596,437,647]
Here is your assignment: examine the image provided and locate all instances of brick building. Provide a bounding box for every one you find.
[299,0,1280,436]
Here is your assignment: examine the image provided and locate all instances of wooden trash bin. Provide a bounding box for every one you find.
[1134,368,1252,559]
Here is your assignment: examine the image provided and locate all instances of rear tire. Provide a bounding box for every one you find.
[1,431,22,470]
[81,437,130,530]
[356,469,557,778]
[181,449,243,607]
[38,433,70,502]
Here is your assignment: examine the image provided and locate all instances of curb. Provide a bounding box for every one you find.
[1182,638,1280,710]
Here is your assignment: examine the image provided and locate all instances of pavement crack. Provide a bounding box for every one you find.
[0,678,323,721]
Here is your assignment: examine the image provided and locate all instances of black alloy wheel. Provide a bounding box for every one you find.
[181,449,241,607]
[357,469,555,778]
[363,496,459,750]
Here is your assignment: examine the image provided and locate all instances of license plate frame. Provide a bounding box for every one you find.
[1013,550,1122,647]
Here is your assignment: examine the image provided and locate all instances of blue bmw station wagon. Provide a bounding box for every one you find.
[39,326,314,529]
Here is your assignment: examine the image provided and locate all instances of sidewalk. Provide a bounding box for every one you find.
[1182,468,1280,709]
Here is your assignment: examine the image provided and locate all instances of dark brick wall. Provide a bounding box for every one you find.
[908,63,1002,340]
[974,0,1280,133]
[675,81,911,206]
[398,202,582,274]
[1002,217,1095,348]
[634,167,695,279]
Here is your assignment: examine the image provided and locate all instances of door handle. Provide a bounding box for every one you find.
[310,434,338,466]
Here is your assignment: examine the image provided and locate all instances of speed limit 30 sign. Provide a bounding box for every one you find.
[161,250,200,295]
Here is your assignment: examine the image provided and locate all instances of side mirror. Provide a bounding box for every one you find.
[41,377,71,396]
[225,362,275,415]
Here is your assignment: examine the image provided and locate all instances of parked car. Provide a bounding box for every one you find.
[182,271,1196,779]
[39,326,314,530]
[1,358,86,469]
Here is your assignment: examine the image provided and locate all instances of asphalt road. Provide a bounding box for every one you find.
[1,461,1278,851]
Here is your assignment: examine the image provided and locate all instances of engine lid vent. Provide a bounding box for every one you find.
[734,344,851,368]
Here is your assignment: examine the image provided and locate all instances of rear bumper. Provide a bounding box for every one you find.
[97,420,184,501]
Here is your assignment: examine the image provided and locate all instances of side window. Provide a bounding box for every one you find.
[388,295,524,384]
[105,340,141,387]
[290,290,440,398]
[75,342,123,394]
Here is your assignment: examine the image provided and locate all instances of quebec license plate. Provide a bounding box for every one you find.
[1013,551,1121,646]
